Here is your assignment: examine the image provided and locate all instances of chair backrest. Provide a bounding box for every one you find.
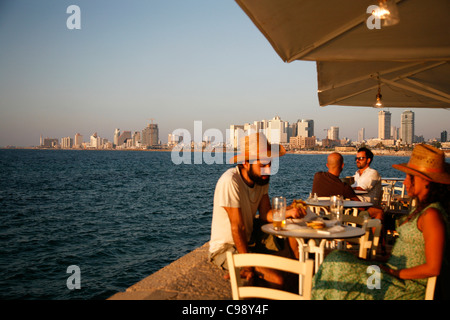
[341,214,367,227]
[308,197,330,216]
[381,182,395,209]
[341,215,381,259]
[226,251,314,300]
[425,276,437,300]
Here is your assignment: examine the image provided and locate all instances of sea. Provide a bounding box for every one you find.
[0,149,409,300]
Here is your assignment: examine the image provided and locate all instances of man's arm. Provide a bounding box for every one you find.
[258,194,304,222]
[224,207,249,254]
[224,206,254,281]
[258,194,272,222]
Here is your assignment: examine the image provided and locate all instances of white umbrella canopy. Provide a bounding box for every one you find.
[235,0,450,108]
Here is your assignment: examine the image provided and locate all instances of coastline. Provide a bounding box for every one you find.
[286,150,416,157]
[3,147,446,158]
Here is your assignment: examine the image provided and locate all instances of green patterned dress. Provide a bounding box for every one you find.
[311,203,446,300]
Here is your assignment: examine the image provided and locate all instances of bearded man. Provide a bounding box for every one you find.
[209,132,303,287]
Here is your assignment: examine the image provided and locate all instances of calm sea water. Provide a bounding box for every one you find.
[0,149,408,300]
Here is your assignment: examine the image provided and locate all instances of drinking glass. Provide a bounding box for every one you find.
[272,196,286,230]
[330,195,344,224]
[308,192,318,203]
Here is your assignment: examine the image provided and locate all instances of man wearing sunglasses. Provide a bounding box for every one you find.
[352,147,382,218]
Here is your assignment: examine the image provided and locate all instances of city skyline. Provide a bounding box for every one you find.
[1,1,449,147]
[35,108,446,150]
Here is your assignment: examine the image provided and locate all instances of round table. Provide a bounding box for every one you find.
[262,220,366,290]
[305,199,373,208]
[381,177,405,182]
[262,221,366,240]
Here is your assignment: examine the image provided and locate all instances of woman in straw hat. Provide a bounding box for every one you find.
[312,144,449,300]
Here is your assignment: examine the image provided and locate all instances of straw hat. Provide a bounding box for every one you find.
[230,132,286,164]
[392,143,450,184]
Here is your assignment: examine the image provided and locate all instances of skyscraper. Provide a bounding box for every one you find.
[358,128,365,142]
[114,128,120,146]
[267,116,287,143]
[391,126,399,141]
[74,133,83,148]
[117,131,132,146]
[61,137,73,149]
[297,119,314,138]
[328,126,339,140]
[441,130,448,143]
[378,110,391,139]
[141,123,159,147]
[401,110,415,144]
[229,124,245,149]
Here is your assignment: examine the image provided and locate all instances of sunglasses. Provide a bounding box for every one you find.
[355,157,366,161]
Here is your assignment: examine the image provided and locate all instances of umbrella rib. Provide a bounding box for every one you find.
[322,61,449,105]
[319,61,424,92]
[322,85,378,106]
[402,78,450,100]
[380,77,450,104]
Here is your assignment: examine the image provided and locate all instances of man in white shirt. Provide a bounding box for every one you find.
[353,147,383,219]
[209,132,304,287]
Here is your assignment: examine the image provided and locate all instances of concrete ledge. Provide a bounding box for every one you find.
[108,242,231,300]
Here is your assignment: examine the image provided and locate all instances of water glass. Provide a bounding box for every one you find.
[330,195,344,223]
[272,196,286,230]
[308,192,318,203]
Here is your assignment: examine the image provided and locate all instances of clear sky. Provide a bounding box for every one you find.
[0,0,448,147]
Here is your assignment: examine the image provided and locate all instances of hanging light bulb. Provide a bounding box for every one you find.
[374,74,384,108]
[374,90,383,108]
[378,0,400,26]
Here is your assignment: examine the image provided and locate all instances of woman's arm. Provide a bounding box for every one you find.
[383,207,445,279]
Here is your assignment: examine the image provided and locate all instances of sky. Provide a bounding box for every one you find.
[0,0,448,147]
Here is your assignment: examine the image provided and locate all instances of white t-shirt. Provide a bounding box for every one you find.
[353,167,382,206]
[209,167,269,254]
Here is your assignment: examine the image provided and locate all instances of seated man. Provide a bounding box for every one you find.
[311,152,360,201]
[352,147,383,220]
[209,132,304,288]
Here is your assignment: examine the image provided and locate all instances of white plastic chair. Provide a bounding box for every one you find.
[310,197,330,216]
[226,251,314,300]
[341,215,381,259]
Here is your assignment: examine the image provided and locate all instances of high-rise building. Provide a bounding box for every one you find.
[74,133,83,148]
[441,130,448,142]
[43,138,59,148]
[61,137,73,149]
[267,116,288,144]
[378,110,391,139]
[141,123,159,147]
[132,131,141,147]
[328,126,339,140]
[297,119,314,138]
[229,124,245,149]
[114,128,120,146]
[358,128,365,142]
[401,110,415,144]
[117,131,132,146]
[90,132,100,148]
[391,126,399,141]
